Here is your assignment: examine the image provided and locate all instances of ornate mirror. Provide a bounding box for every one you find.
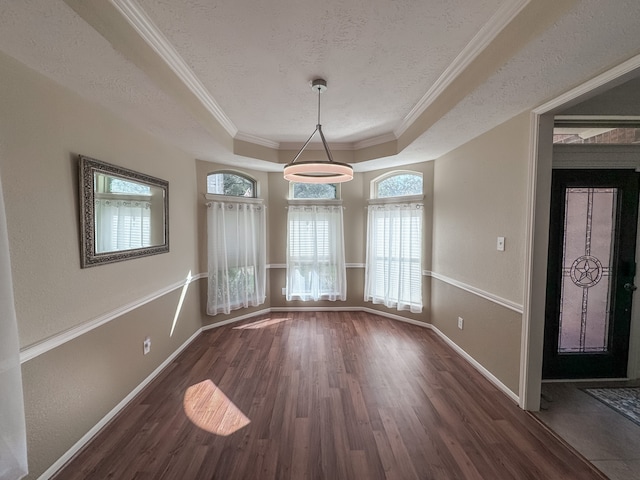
[79,155,169,267]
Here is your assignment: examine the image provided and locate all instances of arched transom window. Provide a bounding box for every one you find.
[372,171,423,198]
[207,171,256,197]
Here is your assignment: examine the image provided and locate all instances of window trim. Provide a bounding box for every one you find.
[205,194,264,205]
[367,194,424,206]
[287,198,343,207]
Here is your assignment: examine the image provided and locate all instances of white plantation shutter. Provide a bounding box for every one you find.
[286,205,346,301]
[365,202,423,313]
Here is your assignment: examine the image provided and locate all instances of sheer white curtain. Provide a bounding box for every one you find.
[286,204,346,301]
[364,202,423,313]
[0,173,28,479]
[94,198,151,253]
[207,201,266,315]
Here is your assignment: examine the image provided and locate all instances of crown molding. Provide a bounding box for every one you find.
[534,53,640,115]
[234,132,280,149]
[353,132,398,150]
[395,0,530,138]
[111,0,529,162]
[110,0,238,137]
[278,141,358,151]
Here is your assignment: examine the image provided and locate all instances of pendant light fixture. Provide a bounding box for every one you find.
[283,79,353,183]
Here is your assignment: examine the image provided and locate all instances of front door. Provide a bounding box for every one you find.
[543,169,639,379]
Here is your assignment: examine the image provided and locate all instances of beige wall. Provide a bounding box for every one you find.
[431,278,522,393]
[0,51,203,478]
[22,285,201,478]
[431,112,531,394]
[1,43,533,478]
[0,52,200,348]
[432,113,529,303]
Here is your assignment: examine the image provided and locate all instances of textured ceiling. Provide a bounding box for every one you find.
[136,0,502,143]
[1,0,640,171]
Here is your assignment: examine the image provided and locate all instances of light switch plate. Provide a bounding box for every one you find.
[497,236,505,251]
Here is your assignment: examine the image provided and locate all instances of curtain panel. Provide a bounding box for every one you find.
[364,202,423,313]
[286,204,346,301]
[207,201,266,315]
[0,173,28,479]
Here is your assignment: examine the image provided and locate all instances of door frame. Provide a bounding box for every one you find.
[520,53,640,411]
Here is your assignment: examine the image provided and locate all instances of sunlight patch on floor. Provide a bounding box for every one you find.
[233,317,289,330]
[183,380,250,436]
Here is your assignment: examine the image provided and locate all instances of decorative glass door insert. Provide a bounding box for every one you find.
[558,188,616,354]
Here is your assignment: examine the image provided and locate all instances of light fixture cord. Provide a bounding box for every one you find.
[317,86,321,126]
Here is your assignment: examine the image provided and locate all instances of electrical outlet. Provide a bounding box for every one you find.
[282,287,286,295]
[457,317,464,330]
[143,337,151,355]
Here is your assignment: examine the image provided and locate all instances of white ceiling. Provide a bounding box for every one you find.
[1,0,640,171]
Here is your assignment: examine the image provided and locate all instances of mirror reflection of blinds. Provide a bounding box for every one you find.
[95,199,151,253]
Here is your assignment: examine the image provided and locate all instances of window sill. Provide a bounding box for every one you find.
[367,194,424,205]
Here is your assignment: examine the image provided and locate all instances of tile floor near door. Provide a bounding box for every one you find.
[535,382,640,480]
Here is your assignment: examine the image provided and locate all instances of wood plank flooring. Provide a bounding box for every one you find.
[53,312,605,479]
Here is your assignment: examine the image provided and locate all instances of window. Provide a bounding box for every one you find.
[286,205,346,301]
[373,171,422,198]
[365,171,423,312]
[206,170,263,315]
[290,182,337,199]
[207,171,256,197]
[206,199,266,315]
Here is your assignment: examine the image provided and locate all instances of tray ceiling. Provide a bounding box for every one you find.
[1,0,640,171]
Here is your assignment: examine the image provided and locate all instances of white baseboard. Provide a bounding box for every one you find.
[270,306,362,312]
[541,377,629,384]
[429,324,520,403]
[38,305,519,479]
[37,328,202,480]
[359,307,519,403]
[201,308,272,331]
[269,305,519,403]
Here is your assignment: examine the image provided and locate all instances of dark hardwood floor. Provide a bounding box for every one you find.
[53,312,605,479]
